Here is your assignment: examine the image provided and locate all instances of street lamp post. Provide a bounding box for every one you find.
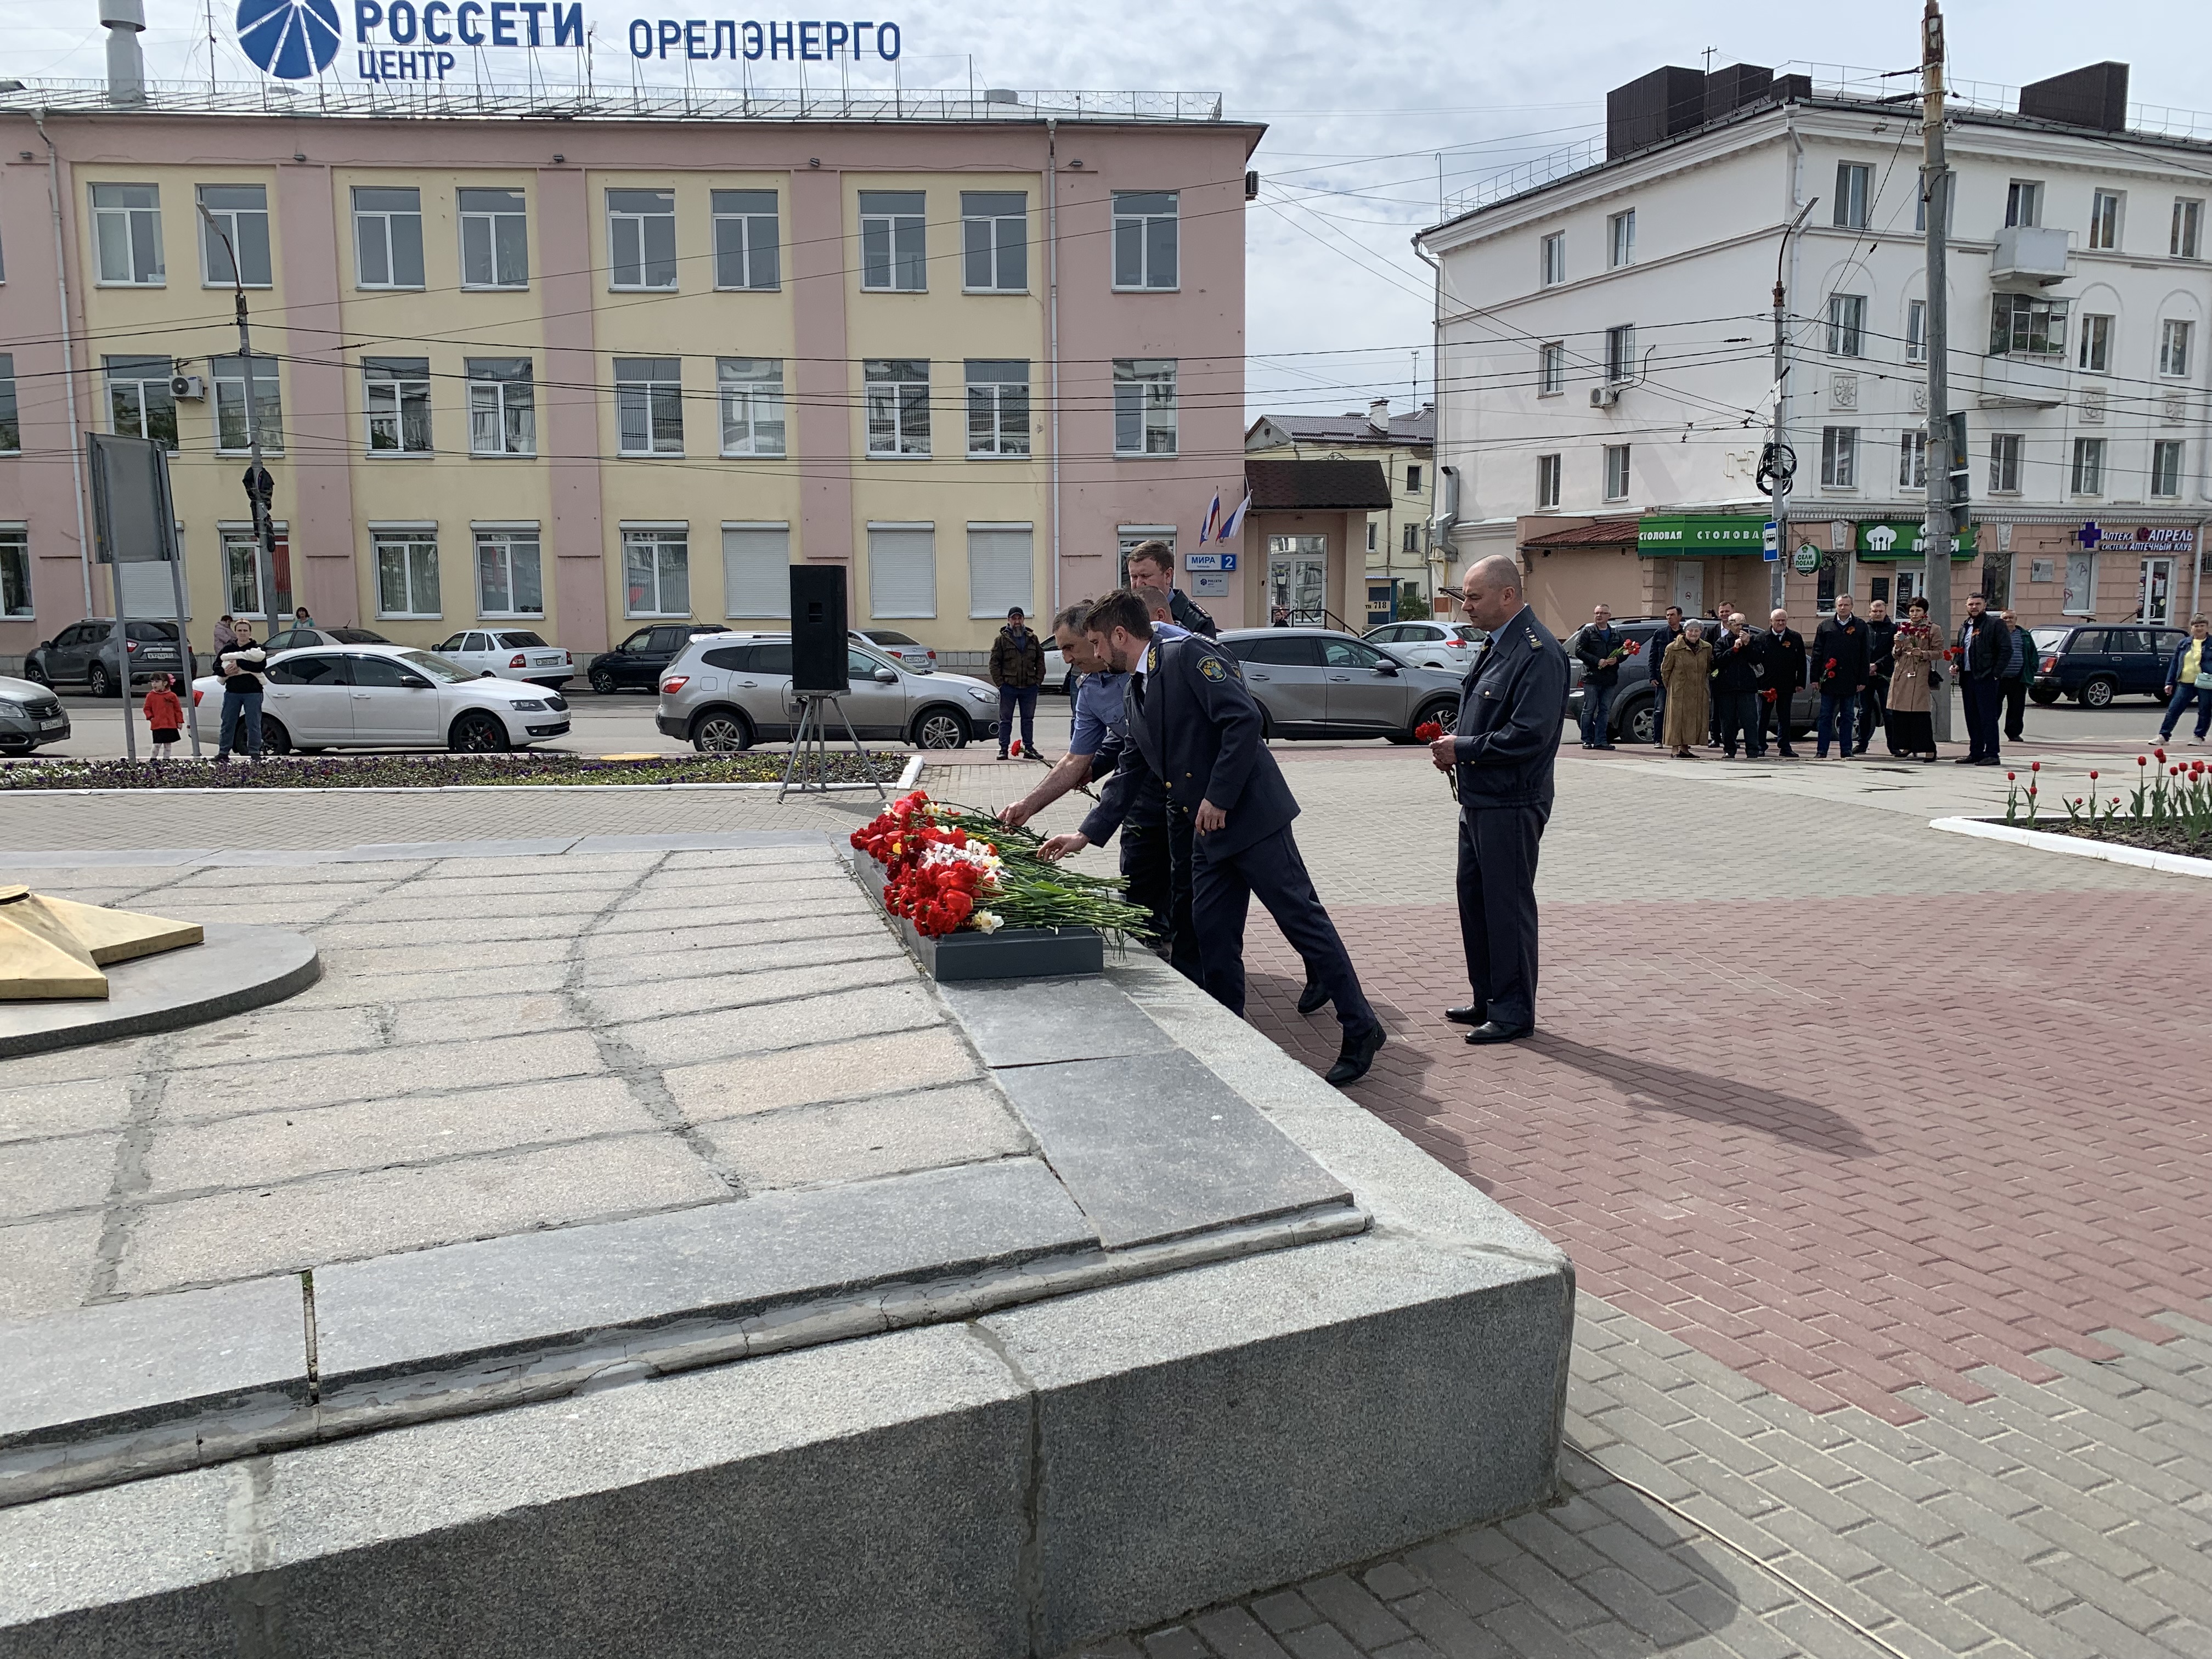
[196,205,285,640]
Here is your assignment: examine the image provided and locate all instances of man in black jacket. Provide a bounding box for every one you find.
[1859,597,1898,756]
[1709,612,1765,759]
[1125,539,1218,638]
[1955,593,2008,764]
[1812,596,1870,759]
[1572,604,1626,749]
[1760,608,1807,758]
[1647,606,1686,747]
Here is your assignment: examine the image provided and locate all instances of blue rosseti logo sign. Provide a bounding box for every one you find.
[237,0,344,78]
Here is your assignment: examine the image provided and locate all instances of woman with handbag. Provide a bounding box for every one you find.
[1884,598,1942,761]
[1660,621,1714,758]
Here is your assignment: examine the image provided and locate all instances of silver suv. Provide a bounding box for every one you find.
[654,634,1002,751]
[1217,628,1463,742]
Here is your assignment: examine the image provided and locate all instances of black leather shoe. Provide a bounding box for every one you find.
[1464,1020,1534,1045]
[1444,1005,1488,1025]
[1324,1022,1386,1086]
[1296,978,1330,1015]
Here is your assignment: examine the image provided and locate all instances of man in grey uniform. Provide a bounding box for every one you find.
[1426,554,1569,1044]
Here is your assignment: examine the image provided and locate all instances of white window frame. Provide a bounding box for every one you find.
[2070,436,2106,496]
[859,191,927,292]
[2089,189,2124,251]
[1537,453,1561,509]
[212,356,282,456]
[458,188,529,290]
[198,184,272,288]
[472,526,543,617]
[1113,359,1177,456]
[1899,430,1927,490]
[1539,230,1565,287]
[2079,313,2113,374]
[1538,342,1565,396]
[373,528,442,619]
[352,185,424,290]
[1605,324,1637,383]
[1990,293,2069,357]
[966,521,1034,618]
[466,358,535,457]
[2151,440,2185,499]
[1111,191,1180,291]
[2005,179,2042,228]
[0,354,16,456]
[2173,198,2204,260]
[961,192,1028,293]
[720,521,791,619]
[1820,426,1859,489]
[864,358,931,457]
[220,526,276,618]
[866,521,937,619]
[0,526,29,618]
[614,358,684,456]
[364,357,432,455]
[1607,209,1635,269]
[2159,319,2193,379]
[105,355,178,451]
[1833,163,1872,229]
[1989,432,2023,494]
[712,190,780,290]
[621,524,691,618]
[91,183,164,286]
[1827,294,1866,357]
[606,188,677,291]
[965,360,1030,458]
[1906,299,1927,364]
[716,358,786,457]
[1601,444,1629,503]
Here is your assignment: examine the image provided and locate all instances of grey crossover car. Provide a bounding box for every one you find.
[1565,618,1818,744]
[0,673,70,754]
[1216,628,1462,742]
[654,634,1002,751]
[24,619,193,698]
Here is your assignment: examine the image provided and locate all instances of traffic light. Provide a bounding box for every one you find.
[1945,411,1972,538]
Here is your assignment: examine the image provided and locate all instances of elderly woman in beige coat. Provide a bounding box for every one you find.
[1884,596,1941,760]
[1660,620,1714,757]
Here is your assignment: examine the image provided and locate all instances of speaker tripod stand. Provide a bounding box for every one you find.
[777,691,891,804]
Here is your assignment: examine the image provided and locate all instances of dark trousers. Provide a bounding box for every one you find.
[1120,815,1200,983]
[1816,691,1855,757]
[1577,681,1614,746]
[996,686,1038,754]
[1857,680,1887,751]
[1962,677,2002,759]
[217,691,263,759]
[2004,678,2030,741]
[1191,823,1374,1036]
[1714,690,1760,756]
[1456,803,1549,1031]
[1760,693,1796,753]
[1650,679,1668,744]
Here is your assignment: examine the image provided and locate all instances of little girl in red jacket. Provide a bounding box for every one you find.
[142,674,184,763]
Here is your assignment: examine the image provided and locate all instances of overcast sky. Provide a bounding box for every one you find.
[6,0,2210,425]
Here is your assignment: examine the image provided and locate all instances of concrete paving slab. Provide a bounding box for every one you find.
[661,1025,983,1120]
[0,849,216,870]
[573,830,836,852]
[337,889,616,923]
[312,937,569,975]
[311,912,584,950]
[574,911,886,956]
[657,842,848,867]
[171,863,425,888]
[0,1214,103,1319]
[697,1084,1034,1191]
[159,1003,384,1071]
[940,977,1175,1068]
[284,960,571,1008]
[0,1037,157,1087]
[574,930,904,987]
[155,1027,607,1119]
[0,1075,134,1141]
[604,983,941,1067]
[384,990,580,1046]
[0,1131,120,1217]
[326,838,584,862]
[580,954,915,1025]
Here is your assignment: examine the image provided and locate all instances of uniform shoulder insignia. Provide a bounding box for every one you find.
[1526,628,1540,646]
[1199,656,1226,682]
[1145,645,1159,675]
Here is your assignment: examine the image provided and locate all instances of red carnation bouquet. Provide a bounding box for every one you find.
[1415,720,1444,742]
[850,789,1148,940]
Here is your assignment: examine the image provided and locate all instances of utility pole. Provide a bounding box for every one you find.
[1769,199,1815,612]
[1921,0,1955,742]
[198,206,285,639]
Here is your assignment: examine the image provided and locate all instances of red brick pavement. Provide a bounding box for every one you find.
[1244,890,2212,1425]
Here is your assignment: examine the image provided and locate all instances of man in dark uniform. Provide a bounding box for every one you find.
[1426,554,1569,1045]
[1081,589,1384,1086]
[1125,538,1219,637]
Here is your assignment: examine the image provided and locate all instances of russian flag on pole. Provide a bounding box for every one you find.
[1217,489,1253,541]
[1198,491,1223,546]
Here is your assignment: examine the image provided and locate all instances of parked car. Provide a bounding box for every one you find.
[587,623,733,693]
[0,673,70,754]
[1043,641,1074,696]
[1362,619,1488,670]
[189,644,569,753]
[2028,624,2188,707]
[850,628,935,672]
[262,625,392,654]
[1564,617,1816,745]
[433,628,575,689]
[24,619,194,698]
[1214,628,1462,742]
[654,634,1001,751]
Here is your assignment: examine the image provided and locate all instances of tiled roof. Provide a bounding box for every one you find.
[1245,459,1395,511]
[1520,515,1641,550]
[1246,407,1436,448]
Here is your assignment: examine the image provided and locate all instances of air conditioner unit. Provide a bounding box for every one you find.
[1589,386,1620,408]
[170,374,206,400]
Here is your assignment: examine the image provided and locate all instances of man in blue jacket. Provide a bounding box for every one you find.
[1426,554,1570,1044]
[1078,589,1384,1086]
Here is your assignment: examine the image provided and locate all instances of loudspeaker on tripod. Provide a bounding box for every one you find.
[789,565,849,695]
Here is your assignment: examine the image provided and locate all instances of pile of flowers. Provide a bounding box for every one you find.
[2003,750,2212,848]
[851,791,1151,940]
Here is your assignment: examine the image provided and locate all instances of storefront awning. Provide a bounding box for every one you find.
[1854,520,1977,558]
[1635,514,1769,557]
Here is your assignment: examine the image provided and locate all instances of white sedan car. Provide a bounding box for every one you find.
[191,644,571,754]
[432,628,575,689]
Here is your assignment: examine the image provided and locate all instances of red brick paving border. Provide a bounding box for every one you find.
[1243,891,2212,1424]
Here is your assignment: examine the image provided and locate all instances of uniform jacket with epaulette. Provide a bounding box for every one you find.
[1123,632,1300,860]
[1453,605,1570,809]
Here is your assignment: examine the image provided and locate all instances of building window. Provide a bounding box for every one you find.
[965,359,1030,457]
[1112,191,1179,290]
[2063,551,2096,616]
[2071,436,2105,496]
[1990,293,2069,356]
[712,190,779,290]
[961,192,1028,292]
[1989,432,2023,493]
[1827,294,1866,357]
[1605,324,1637,383]
[1899,430,1927,489]
[614,357,683,455]
[2005,180,2041,228]
[1537,453,1561,507]
[2079,313,2113,373]
[466,358,534,456]
[859,190,927,292]
[0,528,29,617]
[211,356,282,454]
[353,186,424,289]
[721,522,791,618]
[0,354,17,455]
[1538,341,1565,394]
[1820,426,1858,489]
[363,357,431,454]
[967,523,1034,618]
[864,358,931,456]
[1366,521,1376,554]
[197,184,272,287]
[374,531,441,618]
[2089,189,2124,251]
[716,358,786,456]
[1906,300,1927,364]
[91,184,163,285]
[1833,163,1872,229]
[2159,319,2193,377]
[1113,359,1177,456]
[1406,464,1422,493]
[475,529,543,616]
[458,188,528,289]
[606,189,677,291]
[1607,209,1635,269]
[1539,230,1565,286]
[2151,440,2184,499]
[1402,522,1421,555]
[105,355,177,451]
[222,531,267,616]
[1601,444,1629,502]
[2173,198,2203,259]
[622,527,690,616]
[867,522,936,618]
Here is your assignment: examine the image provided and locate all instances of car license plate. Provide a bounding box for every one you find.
[40,718,66,730]
[531,654,562,665]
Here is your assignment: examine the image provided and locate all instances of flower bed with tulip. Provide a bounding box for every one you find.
[1996,750,2212,855]
[850,791,1151,940]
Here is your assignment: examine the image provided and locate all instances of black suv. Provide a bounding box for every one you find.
[1565,617,1818,744]
[586,623,733,693]
[2027,624,2187,707]
[24,619,193,697]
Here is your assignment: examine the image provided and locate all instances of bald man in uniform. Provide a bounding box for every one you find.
[1426,554,1570,1043]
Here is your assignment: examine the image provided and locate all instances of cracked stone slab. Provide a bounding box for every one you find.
[936,978,1175,1068]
